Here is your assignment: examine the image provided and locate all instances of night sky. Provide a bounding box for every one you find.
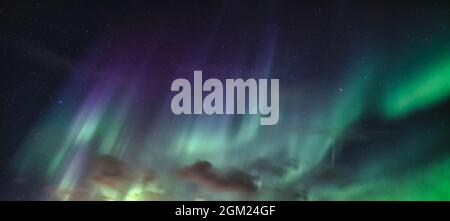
[1,1,450,200]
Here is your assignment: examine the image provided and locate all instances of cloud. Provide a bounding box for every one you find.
[177,161,257,195]
[49,155,165,200]
[88,155,132,189]
[248,152,297,176]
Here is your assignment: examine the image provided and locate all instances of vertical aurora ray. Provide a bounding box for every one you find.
[281,55,375,186]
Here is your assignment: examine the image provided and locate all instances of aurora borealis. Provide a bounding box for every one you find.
[1,1,450,201]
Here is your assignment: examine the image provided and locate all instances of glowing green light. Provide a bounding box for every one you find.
[382,55,450,118]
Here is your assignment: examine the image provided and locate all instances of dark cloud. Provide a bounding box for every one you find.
[177,161,257,195]
[248,151,297,177]
[249,157,297,177]
[261,187,309,201]
[88,155,131,189]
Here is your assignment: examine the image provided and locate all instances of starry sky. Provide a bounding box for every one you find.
[1,1,450,200]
